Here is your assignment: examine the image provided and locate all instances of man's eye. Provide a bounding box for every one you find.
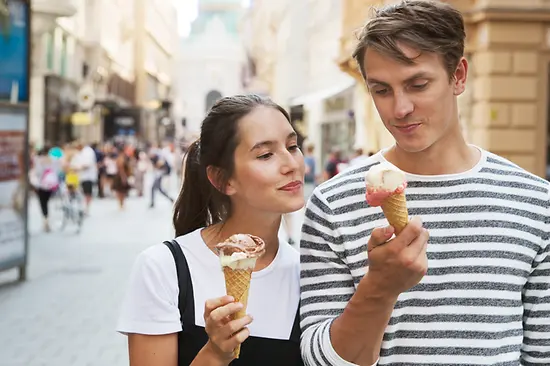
[412,83,428,90]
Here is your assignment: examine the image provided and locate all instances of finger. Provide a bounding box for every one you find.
[368,226,395,252]
[221,315,254,339]
[222,327,251,353]
[209,302,244,323]
[204,296,234,319]
[403,228,429,259]
[387,216,424,252]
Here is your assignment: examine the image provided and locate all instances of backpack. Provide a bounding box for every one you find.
[40,168,60,191]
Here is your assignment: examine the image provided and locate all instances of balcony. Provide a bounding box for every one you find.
[31,0,77,35]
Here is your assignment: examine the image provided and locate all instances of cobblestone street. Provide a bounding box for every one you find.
[0,189,175,366]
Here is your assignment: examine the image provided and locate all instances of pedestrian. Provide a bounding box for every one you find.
[117,94,305,366]
[30,145,60,232]
[73,142,98,215]
[299,1,550,365]
[112,153,131,210]
[149,150,174,208]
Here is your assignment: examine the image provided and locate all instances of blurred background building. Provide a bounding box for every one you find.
[28,0,178,148]
[176,0,247,135]
[10,0,550,179]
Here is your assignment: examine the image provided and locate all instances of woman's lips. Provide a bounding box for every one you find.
[279,181,303,192]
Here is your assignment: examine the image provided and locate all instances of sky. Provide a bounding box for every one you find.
[174,0,250,37]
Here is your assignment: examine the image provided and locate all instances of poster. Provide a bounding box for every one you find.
[0,0,29,102]
[0,108,27,270]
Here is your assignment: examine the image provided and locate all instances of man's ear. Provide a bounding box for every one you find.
[453,57,468,96]
[206,166,236,196]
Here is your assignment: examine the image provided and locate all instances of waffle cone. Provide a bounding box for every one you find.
[223,266,253,359]
[381,192,409,235]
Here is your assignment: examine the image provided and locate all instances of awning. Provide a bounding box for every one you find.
[289,78,356,106]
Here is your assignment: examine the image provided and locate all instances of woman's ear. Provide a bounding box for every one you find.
[206,166,236,196]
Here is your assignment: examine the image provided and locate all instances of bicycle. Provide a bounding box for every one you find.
[49,182,85,234]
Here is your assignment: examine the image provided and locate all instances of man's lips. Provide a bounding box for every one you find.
[279,181,303,191]
[394,123,421,133]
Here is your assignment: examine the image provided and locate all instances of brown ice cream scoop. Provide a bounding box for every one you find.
[215,234,266,258]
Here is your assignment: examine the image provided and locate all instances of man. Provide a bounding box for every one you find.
[300,1,550,365]
[323,147,343,182]
[149,147,174,208]
[73,142,98,214]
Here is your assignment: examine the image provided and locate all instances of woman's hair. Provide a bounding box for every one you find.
[173,94,291,237]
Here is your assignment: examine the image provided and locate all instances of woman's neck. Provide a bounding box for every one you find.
[202,212,282,271]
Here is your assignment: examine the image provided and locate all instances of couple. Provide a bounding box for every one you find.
[117,1,550,365]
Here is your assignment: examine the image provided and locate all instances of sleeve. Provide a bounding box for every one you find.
[520,212,550,364]
[116,246,182,335]
[299,189,363,366]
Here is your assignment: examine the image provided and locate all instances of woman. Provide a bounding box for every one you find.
[31,146,59,232]
[112,153,131,210]
[117,94,305,365]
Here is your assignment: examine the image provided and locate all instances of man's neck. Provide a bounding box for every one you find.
[384,126,481,176]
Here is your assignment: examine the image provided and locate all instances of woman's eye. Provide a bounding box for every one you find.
[258,153,273,160]
[373,88,388,95]
[288,145,299,152]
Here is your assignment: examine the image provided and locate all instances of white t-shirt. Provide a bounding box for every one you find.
[117,228,300,340]
[74,146,98,182]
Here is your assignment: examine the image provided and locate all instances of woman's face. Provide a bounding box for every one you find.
[227,106,305,215]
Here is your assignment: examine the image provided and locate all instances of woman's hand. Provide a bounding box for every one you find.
[202,295,253,364]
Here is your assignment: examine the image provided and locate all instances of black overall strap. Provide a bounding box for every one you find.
[163,240,196,327]
[289,304,301,343]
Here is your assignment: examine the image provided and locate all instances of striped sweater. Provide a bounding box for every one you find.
[300,149,550,366]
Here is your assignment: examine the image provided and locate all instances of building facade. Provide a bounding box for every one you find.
[243,0,360,170]
[339,0,550,178]
[134,0,178,144]
[176,0,247,135]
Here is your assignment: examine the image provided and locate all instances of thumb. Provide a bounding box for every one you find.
[368,225,394,252]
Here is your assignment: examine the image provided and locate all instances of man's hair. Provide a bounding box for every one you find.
[352,0,465,80]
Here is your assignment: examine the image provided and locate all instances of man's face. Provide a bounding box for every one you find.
[363,44,467,153]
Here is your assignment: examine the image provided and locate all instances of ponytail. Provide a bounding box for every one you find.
[173,140,212,236]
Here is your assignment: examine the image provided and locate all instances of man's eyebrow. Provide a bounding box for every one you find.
[366,72,431,86]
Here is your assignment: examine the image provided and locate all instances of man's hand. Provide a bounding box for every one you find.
[330,217,429,365]
[363,216,429,299]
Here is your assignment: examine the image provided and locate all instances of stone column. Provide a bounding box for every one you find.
[469,20,545,175]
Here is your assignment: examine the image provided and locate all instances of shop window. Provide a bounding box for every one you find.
[60,36,67,77]
[46,31,54,71]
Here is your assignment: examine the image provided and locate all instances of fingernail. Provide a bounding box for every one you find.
[384,226,394,235]
[237,302,244,309]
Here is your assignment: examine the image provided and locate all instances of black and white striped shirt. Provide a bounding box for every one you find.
[300,148,550,366]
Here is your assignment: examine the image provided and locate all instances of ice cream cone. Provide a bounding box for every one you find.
[215,234,266,359]
[380,191,409,235]
[222,264,256,358]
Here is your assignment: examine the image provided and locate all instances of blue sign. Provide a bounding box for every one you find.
[0,0,29,102]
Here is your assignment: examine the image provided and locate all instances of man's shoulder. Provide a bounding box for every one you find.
[483,150,550,191]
